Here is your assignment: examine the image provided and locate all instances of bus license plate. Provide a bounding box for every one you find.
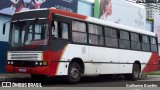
[19,68,26,72]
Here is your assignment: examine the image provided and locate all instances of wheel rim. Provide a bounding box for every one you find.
[70,67,79,79]
[134,67,139,78]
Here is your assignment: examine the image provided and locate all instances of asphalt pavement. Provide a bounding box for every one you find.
[0,74,160,87]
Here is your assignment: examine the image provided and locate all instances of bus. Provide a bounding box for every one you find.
[3,8,159,83]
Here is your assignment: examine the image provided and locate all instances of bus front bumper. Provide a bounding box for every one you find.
[6,60,59,76]
[6,65,50,76]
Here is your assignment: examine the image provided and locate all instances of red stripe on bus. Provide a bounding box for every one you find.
[142,53,159,73]
[43,47,66,76]
[49,8,87,20]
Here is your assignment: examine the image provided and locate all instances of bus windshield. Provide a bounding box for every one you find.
[9,19,49,47]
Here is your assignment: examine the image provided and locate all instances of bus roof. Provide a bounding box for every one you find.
[49,8,155,37]
[15,8,156,37]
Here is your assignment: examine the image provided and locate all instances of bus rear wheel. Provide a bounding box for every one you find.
[67,62,81,84]
[125,63,140,81]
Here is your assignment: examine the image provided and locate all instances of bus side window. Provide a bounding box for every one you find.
[142,35,150,51]
[52,21,69,39]
[150,37,158,52]
[72,20,87,43]
[61,23,69,39]
[52,21,58,38]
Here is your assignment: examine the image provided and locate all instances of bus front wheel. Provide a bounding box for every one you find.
[67,62,81,84]
[125,63,140,81]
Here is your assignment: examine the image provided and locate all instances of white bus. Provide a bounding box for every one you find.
[5,8,159,83]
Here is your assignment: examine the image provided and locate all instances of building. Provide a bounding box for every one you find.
[146,3,160,19]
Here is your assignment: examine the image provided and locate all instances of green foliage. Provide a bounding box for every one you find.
[143,71,160,75]
[146,18,154,23]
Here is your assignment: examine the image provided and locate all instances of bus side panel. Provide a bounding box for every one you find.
[118,50,143,74]
[56,44,88,75]
[55,44,159,76]
[142,52,159,73]
[88,46,119,74]
[141,52,152,72]
[55,62,69,75]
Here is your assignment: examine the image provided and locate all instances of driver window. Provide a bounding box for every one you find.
[52,20,69,39]
[52,21,58,38]
[34,25,41,40]
[61,23,68,39]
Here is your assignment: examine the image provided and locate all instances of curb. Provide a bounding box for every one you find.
[146,75,160,77]
[0,74,31,81]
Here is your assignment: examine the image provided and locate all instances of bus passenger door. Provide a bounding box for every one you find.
[51,19,71,75]
[51,20,70,51]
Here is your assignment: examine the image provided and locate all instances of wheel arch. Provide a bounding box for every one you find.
[69,58,85,74]
[134,60,141,71]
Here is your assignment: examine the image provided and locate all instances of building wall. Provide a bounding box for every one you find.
[0,14,11,73]
[0,14,11,42]
[78,0,93,16]
[146,21,153,32]
[146,3,160,19]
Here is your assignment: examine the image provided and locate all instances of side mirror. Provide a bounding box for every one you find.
[3,23,6,35]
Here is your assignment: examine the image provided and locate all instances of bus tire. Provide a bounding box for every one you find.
[67,62,81,84]
[125,63,140,81]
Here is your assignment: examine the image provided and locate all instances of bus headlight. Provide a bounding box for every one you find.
[10,61,14,65]
[35,61,47,66]
[35,62,38,65]
[39,62,43,66]
[7,61,14,65]
[8,61,10,64]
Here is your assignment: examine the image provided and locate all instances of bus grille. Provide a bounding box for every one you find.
[8,51,42,61]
